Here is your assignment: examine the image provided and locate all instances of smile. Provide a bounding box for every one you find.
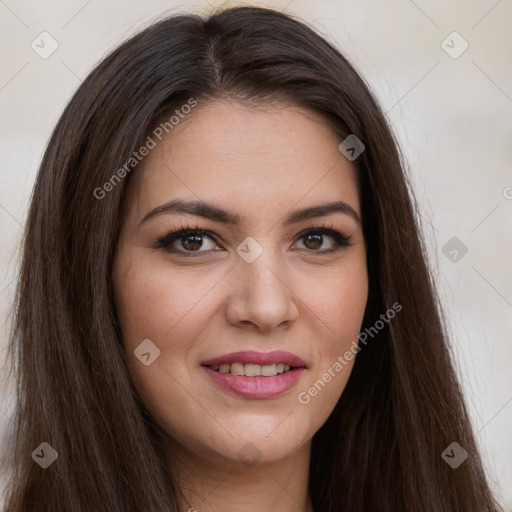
[201,350,307,398]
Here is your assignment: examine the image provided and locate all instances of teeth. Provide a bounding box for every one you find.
[244,364,261,376]
[261,363,277,376]
[210,363,294,376]
[231,363,245,376]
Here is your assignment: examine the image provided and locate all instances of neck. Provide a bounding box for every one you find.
[166,439,314,512]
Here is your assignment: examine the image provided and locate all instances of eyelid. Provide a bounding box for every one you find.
[154,221,351,254]
[154,225,218,251]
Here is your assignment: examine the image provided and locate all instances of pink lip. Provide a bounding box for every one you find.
[202,366,306,399]
[201,350,307,368]
[201,350,307,399]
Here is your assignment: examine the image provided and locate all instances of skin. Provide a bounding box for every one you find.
[112,99,368,512]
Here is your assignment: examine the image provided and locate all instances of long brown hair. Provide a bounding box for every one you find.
[2,6,503,511]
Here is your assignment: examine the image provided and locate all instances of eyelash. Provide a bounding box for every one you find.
[154,221,352,256]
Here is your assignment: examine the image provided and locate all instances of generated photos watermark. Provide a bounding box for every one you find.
[298,302,402,404]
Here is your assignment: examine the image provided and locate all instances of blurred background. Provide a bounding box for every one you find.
[0,0,511,508]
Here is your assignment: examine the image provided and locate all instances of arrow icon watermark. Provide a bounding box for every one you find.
[134,339,161,366]
[338,134,365,161]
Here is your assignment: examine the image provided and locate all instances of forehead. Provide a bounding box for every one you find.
[125,99,360,223]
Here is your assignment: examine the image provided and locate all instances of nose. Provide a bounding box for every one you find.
[225,248,299,332]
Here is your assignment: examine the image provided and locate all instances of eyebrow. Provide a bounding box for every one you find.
[138,198,361,227]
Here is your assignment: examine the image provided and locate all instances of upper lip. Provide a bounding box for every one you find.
[201,350,307,368]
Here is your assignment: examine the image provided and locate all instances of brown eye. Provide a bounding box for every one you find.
[180,234,204,251]
[156,229,219,254]
[293,228,350,253]
[303,233,323,250]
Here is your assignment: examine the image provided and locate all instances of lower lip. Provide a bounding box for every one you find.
[202,366,306,398]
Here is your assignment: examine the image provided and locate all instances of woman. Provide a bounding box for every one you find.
[2,5,503,511]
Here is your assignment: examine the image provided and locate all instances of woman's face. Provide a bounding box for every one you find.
[113,99,368,467]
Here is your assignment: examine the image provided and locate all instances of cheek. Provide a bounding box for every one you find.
[115,261,216,350]
[113,255,228,413]
[294,262,368,411]
[113,259,216,427]
[299,261,368,342]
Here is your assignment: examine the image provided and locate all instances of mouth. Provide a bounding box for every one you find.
[201,350,307,398]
